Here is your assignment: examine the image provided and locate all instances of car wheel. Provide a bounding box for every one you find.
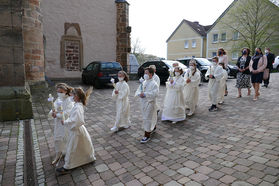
[93,79,101,89]
[277,66,279,72]
[82,76,87,84]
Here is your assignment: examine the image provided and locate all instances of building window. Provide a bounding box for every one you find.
[232,52,238,60]
[192,40,196,48]
[213,34,218,43]
[212,52,217,57]
[221,33,226,42]
[233,31,239,40]
[184,41,189,48]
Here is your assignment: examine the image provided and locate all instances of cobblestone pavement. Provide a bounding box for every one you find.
[1,73,279,186]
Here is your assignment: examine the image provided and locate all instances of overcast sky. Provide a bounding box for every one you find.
[128,0,235,58]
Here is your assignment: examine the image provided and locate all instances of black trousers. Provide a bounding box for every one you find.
[263,70,271,85]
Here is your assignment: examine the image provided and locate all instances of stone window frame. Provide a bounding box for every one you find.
[60,23,83,71]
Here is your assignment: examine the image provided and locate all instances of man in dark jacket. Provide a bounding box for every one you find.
[263,48,275,88]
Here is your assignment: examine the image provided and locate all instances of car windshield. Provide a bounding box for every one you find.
[100,62,122,70]
[163,60,187,69]
[196,58,212,66]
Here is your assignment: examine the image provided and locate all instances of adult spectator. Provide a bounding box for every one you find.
[263,48,275,88]
[249,48,267,101]
[236,48,252,98]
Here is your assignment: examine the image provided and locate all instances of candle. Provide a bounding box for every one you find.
[48,94,55,111]
[139,77,144,92]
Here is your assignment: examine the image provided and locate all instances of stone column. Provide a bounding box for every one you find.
[23,0,45,83]
[115,0,131,72]
[0,0,33,121]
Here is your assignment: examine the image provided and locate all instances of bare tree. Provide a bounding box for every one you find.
[131,38,145,55]
[221,0,279,54]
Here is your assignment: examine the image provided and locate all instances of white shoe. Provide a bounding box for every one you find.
[187,112,193,116]
[123,125,130,129]
[110,126,118,132]
[172,121,177,124]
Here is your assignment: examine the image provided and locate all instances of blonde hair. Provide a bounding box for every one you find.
[149,65,156,70]
[56,83,73,96]
[74,87,93,105]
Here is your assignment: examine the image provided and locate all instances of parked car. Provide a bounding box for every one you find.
[227,63,238,78]
[82,61,122,88]
[137,60,187,83]
[177,58,212,82]
[273,56,279,71]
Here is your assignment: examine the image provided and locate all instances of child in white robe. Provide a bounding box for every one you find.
[135,67,159,143]
[205,56,224,112]
[56,87,95,174]
[161,66,186,123]
[184,60,201,116]
[111,71,131,132]
[218,62,228,104]
[49,83,74,165]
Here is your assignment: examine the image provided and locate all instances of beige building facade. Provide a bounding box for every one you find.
[167,0,279,62]
[166,20,210,60]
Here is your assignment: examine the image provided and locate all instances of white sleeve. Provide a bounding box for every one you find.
[135,84,142,97]
[64,106,85,131]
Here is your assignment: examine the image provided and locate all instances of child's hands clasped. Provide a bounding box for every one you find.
[52,112,57,118]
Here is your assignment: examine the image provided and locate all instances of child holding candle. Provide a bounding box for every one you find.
[48,83,74,165]
[56,87,95,174]
[111,71,131,132]
[205,57,224,111]
[135,67,159,143]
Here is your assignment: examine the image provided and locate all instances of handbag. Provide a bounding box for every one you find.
[263,68,269,80]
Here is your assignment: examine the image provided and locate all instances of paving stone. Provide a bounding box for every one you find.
[195,166,213,175]
[203,178,221,186]
[126,179,142,186]
[177,177,190,184]
[231,181,253,186]
[165,180,182,186]
[189,173,209,182]
[185,181,202,186]
[139,176,153,184]
[219,175,236,184]
[95,164,109,173]
[258,181,274,186]
[177,167,194,176]
[233,165,249,172]
[263,174,277,183]
[248,156,269,164]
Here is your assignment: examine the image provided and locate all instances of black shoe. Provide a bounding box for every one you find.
[262,84,268,88]
[56,167,70,175]
[209,105,218,112]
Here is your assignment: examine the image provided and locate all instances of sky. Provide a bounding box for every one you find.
[128,0,235,58]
